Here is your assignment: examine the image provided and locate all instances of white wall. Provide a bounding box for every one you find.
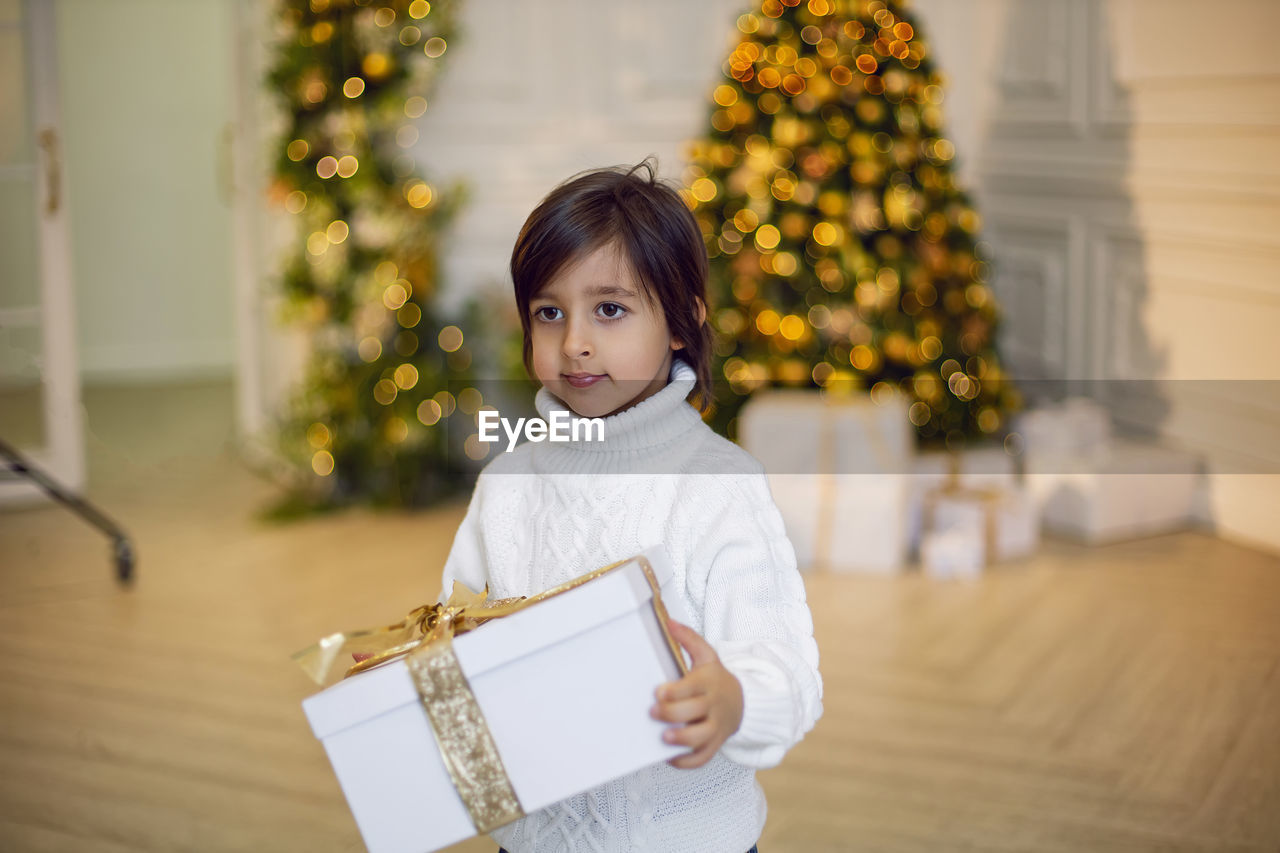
[1110,0,1280,554]
[58,0,236,383]
[967,0,1280,553]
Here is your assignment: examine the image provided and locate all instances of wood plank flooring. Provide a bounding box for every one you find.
[1,380,1277,852]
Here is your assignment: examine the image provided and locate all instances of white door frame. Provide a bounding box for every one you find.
[1,0,84,504]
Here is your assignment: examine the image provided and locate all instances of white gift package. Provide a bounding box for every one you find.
[923,483,1040,565]
[1013,396,1112,455]
[300,546,692,853]
[920,526,985,580]
[767,473,911,573]
[906,446,1020,555]
[738,389,915,475]
[1025,439,1203,543]
[740,390,915,573]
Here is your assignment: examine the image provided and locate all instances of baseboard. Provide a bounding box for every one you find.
[80,339,235,385]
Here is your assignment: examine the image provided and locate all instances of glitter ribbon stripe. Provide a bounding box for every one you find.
[405,637,524,833]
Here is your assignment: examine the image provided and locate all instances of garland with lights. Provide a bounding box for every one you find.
[266,0,474,513]
[688,0,1019,447]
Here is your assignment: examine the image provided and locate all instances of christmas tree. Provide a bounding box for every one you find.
[266,0,476,513]
[686,0,1019,448]
[262,0,481,512]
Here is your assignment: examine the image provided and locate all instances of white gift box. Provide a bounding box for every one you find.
[739,389,915,475]
[1025,438,1203,543]
[911,446,1019,489]
[1013,396,1112,455]
[906,446,1020,556]
[302,547,691,853]
[920,526,985,580]
[923,484,1040,565]
[741,390,915,573]
[767,473,910,574]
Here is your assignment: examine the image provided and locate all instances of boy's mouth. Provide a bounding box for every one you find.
[563,372,607,389]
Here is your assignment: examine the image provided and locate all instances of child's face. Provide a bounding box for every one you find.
[528,242,681,418]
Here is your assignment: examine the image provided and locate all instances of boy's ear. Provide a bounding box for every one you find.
[671,298,707,352]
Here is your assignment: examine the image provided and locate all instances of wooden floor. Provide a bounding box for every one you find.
[1,380,1278,852]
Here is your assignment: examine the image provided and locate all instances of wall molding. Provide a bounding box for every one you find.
[1088,225,1146,382]
[983,209,1081,380]
[990,0,1083,135]
[979,157,1280,205]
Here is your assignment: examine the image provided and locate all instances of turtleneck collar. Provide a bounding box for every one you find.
[530,358,704,474]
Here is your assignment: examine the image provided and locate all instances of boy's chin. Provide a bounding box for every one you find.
[547,384,626,419]
[556,393,619,419]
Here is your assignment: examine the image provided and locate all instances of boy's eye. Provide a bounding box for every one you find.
[534,306,562,321]
[597,302,627,319]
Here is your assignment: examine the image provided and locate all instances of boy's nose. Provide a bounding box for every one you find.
[562,317,593,358]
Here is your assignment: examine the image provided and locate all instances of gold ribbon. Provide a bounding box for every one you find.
[294,554,688,834]
[813,393,897,569]
[406,635,523,833]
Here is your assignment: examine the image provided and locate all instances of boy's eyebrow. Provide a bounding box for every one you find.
[530,283,641,302]
[583,284,639,299]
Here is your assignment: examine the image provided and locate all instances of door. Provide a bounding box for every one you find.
[0,0,84,503]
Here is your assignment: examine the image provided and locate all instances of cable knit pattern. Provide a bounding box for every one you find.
[438,360,823,853]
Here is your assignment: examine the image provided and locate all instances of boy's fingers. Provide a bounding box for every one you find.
[655,670,708,702]
[661,719,715,749]
[666,619,719,668]
[650,696,707,724]
[667,739,718,770]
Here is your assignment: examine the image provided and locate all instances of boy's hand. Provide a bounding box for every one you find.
[650,619,744,769]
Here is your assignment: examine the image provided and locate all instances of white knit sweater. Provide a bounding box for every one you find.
[438,359,823,853]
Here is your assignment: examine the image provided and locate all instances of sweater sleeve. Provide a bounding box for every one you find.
[436,475,491,605]
[685,474,824,769]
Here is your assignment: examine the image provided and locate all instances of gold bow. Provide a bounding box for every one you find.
[292,582,529,687]
[294,555,688,687]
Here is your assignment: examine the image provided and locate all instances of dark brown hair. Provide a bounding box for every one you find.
[510,160,713,411]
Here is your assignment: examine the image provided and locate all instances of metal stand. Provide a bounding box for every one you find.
[0,438,135,583]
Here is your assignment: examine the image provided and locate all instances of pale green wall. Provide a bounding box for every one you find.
[58,0,235,382]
